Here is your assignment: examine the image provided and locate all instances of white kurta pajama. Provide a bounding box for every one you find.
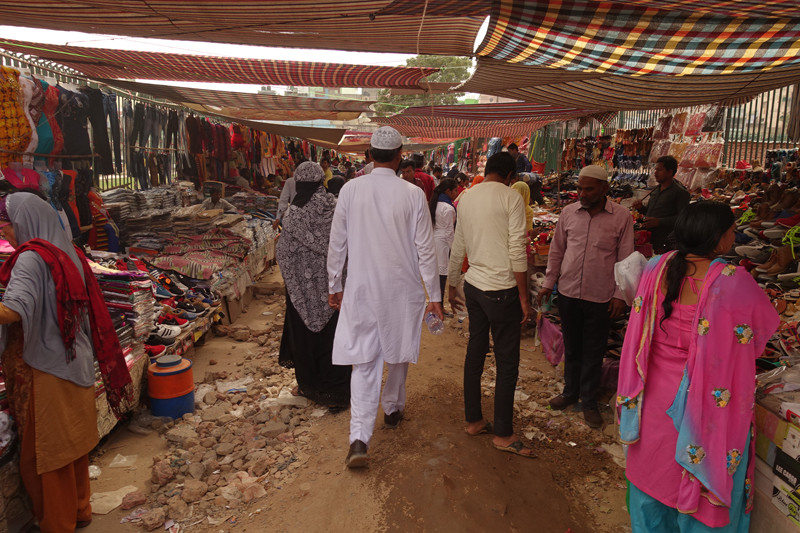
[433,201,456,276]
[327,167,441,446]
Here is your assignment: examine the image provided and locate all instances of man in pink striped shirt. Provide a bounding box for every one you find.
[536,165,634,428]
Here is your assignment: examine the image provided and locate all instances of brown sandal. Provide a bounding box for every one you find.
[464,421,493,436]
[494,440,537,458]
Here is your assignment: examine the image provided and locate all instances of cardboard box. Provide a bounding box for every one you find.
[758,403,791,449]
[772,447,800,528]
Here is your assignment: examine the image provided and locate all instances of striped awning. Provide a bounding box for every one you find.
[476,0,800,76]
[398,102,596,119]
[0,1,488,56]
[371,116,576,139]
[0,39,437,88]
[373,101,603,137]
[460,58,800,110]
[98,79,372,121]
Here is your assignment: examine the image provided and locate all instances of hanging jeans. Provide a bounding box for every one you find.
[79,87,113,175]
[142,106,160,149]
[102,92,122,173]
[165,110,179,149]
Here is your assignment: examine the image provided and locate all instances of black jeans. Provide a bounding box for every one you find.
[558,294,611,410]
[80,87,113,175]
[463,282,522,438]
[102,92,122,173]
[439,275,447,301]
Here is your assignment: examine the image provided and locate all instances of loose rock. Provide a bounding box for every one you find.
[141,508,165,531]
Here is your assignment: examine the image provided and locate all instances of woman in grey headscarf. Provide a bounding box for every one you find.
[0,191,131,532]
[277,161,350,408]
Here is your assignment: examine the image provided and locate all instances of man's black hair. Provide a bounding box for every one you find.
[656,155,679,176]
[371,146,402,163]
[485,152,517,181]
[400,159,416,170]
[507,143,519,151]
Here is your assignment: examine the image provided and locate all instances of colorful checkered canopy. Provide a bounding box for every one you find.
[460,58,800,110]
[477,0,800,76]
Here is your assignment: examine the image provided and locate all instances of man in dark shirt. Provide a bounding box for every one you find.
[508,143,532,174]
[633,155,690,254]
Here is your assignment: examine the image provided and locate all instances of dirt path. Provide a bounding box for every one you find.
[81,270,631,533]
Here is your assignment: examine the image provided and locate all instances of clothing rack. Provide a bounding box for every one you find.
[0,148,102,159]
[128,145,183,152]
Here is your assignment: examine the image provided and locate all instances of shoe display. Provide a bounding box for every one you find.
[158,315,189,328]
[146,334,176,346]
[152,324,181,339]
[145,344,166,358]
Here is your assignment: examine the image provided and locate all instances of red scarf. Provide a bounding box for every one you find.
[0,239,133,418]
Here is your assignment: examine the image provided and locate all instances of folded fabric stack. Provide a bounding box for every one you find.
[173,205,205,236]
[263,195,279,216]
[193,209,224,234]
[143,187,182,210]
[149,208,174,236]
[93,267,157,346]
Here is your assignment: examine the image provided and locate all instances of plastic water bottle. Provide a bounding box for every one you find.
[425,312,444,335]
[456,308,468,323]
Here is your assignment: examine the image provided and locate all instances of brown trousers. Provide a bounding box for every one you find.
[19,390,92,533]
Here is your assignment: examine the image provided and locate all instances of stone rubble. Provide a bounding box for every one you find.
[134,313,326,530]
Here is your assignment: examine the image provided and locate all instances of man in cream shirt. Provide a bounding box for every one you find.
[448,152,534,458]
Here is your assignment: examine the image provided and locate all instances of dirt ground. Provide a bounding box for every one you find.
[79,268,631,533]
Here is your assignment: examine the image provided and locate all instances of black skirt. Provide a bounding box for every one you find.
[278,294,350,406]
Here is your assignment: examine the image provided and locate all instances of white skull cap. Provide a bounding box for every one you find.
[370,126,403,150]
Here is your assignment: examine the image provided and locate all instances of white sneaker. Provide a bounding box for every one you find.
[153,324,181,339]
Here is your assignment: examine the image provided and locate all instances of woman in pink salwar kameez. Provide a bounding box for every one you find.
[618,202,779,532]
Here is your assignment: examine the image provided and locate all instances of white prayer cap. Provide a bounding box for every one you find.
[579,165,608,182]
[370,126,403,150]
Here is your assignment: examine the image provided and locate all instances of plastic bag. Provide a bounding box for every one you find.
[649,140,671,162]
[692,168,719,190]
[702,106,725,132]
[653,115,673,139]
[537,315,564,366]
[108,454,138,468]
[614,252,648,306]
[695,140,724,168]
[684,111,707,136]
[675,167,696,189]
[668,141,690,162]
[670,112,688,134]
[679,144,699,168]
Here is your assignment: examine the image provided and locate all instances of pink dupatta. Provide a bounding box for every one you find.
[618,252,779,518]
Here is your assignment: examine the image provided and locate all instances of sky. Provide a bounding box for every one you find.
[0,22,489,97]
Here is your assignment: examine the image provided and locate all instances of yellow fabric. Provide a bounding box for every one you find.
[512,181,534,232]
[0,302,21,324]
[33,368,98,474]
[324,168,333,187]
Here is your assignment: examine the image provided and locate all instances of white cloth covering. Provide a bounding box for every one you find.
[327,167,440,366]
[276,177,296,220]
[433,201,456,276]
[349,352,408,446]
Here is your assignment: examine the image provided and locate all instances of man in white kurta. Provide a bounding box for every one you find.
[327,126,442,468]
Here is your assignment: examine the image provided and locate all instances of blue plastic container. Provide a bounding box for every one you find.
[150,391,195,420]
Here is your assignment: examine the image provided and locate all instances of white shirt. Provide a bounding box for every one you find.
[276,177,296,220]
[327,167,440,365]
[433,201,456,276]
[447,181,527,292]
[355,162,374,177]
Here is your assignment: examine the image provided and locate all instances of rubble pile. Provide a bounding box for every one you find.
[127,354,329,530]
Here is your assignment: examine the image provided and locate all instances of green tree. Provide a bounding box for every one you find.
[373,55,473,117]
